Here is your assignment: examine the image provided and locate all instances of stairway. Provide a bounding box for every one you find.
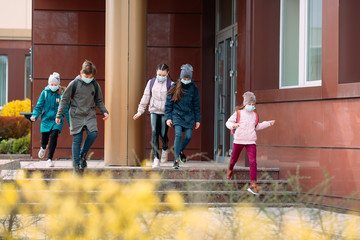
[1,160,298,207]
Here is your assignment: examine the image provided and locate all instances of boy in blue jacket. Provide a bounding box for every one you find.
[31,72,69,167]
[165,64,201,169]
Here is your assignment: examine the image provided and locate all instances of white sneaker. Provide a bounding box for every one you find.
[160,150,168,163]
[46,159,54,167]
[38,147,46,159]
[152,158,160,168]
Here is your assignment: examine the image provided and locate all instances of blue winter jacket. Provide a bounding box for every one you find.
[165,80,201,129]
[32,86,70,133]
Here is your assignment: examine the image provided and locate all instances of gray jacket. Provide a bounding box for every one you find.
[56,75,108,135]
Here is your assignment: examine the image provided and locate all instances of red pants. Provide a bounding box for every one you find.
[229,144,257,181]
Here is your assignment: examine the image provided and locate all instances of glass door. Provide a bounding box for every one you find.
[214,28,237,162]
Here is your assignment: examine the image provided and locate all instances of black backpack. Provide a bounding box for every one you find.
[71,79,99,101]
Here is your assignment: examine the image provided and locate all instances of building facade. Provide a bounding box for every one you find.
[30,0,360,205]
[0,0,32,108]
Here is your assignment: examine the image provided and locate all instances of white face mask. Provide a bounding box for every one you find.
[181,79,192,85]
[245,105,256,112]
[49,85,59,92]
[82,77,93,84]
[157,75,167,82]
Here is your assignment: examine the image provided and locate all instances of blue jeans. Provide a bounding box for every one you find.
[72,126,98,167]
[174,125,193,162]
[150,113,169,159]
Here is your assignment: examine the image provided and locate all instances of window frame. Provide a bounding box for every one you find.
[279,0,322,89]
[0,55,8,107]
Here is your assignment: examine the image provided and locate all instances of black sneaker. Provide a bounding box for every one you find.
[179,152,187,163]
[172,160,180,169]
[73,165,81,176]
[80,155,87,169]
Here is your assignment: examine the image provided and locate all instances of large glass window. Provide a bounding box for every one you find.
[25,55,31,100]
[280,0,322,88]
[0,55,8,106]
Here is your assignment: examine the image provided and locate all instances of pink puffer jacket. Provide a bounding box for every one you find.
[226,109,271,145]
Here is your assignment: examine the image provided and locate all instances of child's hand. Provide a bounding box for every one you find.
[166,119,173,127]
[269,120,275,126]
[30,116,36,122]
[195,122,200,129]
[233,124,240,129]
[133,113,141,120]
[103,113,109,120]
[55,118,61,125]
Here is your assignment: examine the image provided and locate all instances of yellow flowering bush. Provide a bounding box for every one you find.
[0,98,31,117]
[0,172,359,239]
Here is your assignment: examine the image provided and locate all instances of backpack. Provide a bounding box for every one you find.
[71,79,99,101]
[231,110,259,135]
[149,77,172,97]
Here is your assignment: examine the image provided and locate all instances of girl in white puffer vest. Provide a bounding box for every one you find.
[133,63,173,168]
[226,91,275,195]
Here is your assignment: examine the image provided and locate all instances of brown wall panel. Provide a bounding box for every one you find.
[33,11,105,45]
[256,99,360,149]
[147,47,201,80]
[147,0,202,13]
[257,146,360,198]
[33,45,105,79]
[252,0,280,91]
[34,0,105,11]
[147,14,202,47]
[339,0,360,84]
[0,40,31,49]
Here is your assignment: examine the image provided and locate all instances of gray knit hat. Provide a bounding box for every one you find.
[48,72,60,84]
[243,91,256,106]
[180,64,193,79]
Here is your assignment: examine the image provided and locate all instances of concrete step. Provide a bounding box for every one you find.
[1,177,289,192]
[20,167,280,180]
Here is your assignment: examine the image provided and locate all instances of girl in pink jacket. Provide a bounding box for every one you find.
[133,64,173,168]
[225,91,275,195]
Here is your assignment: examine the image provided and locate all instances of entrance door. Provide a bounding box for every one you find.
[214,28,237,162]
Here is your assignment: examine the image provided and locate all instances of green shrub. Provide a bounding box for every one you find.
[0,139,14,154]
[12,136,30,154]
[0,136,30,154]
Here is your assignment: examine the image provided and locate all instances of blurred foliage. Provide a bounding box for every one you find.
[0,136,30,154]
[0,116,31,140]
[0,99,31,117]
[0,172,358,239]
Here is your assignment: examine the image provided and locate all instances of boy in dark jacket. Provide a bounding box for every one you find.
[165,64,201,169]
[56,60,109,174]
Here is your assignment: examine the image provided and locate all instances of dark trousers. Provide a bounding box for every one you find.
[72,126,98,167]
[40,129,60,160]
[150,113,169,159]
[174,125,193,162]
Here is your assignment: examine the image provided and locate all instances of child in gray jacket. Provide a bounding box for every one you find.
[56,60,109,175]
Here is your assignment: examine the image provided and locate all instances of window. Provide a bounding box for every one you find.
[217,0,237,32]
[280,0,322,88]
[25,55,31,100]
[0,55,8,106]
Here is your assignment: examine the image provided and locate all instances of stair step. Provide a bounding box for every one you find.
[21,167,280,180]
[156,190,298,203]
